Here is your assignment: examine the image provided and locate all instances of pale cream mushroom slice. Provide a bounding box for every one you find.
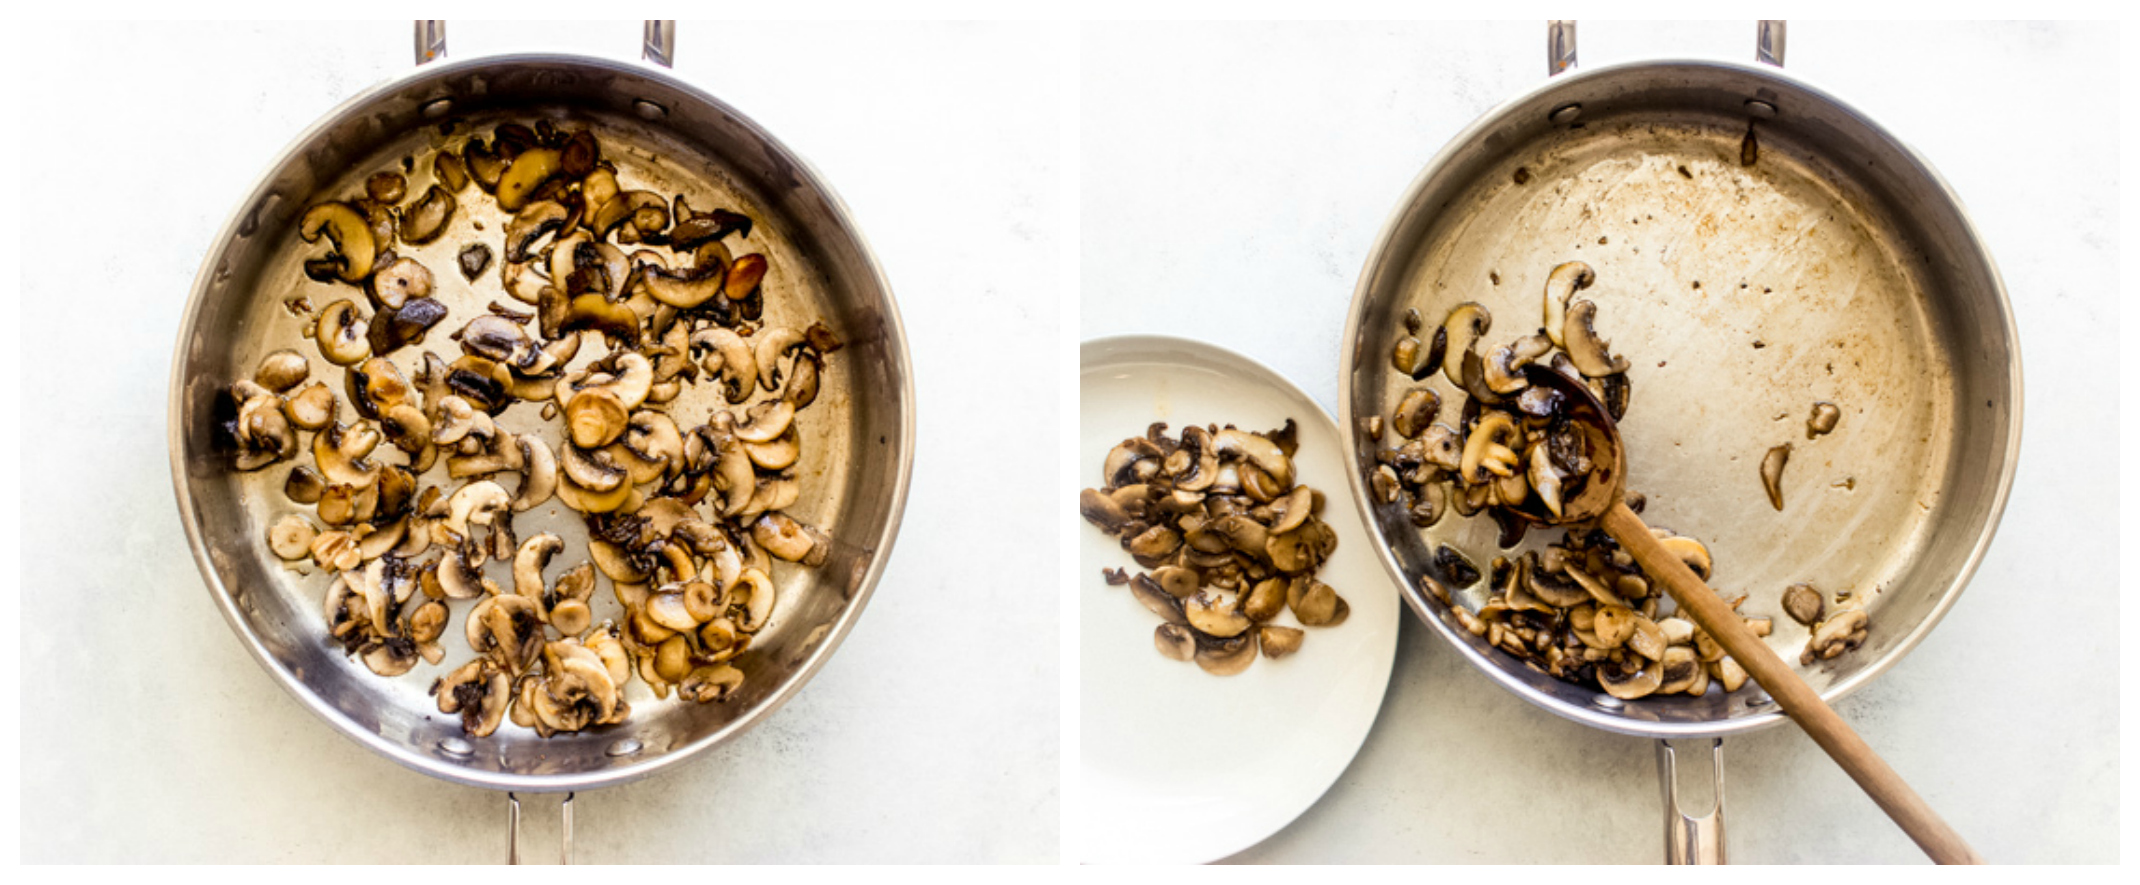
[1541,260,1594,348]
[752,512,826,564]
[1194,632,1258,676]
[690,328,757,404]
[1154,624,1196,662]
[268,514,317,561]
[314,299,372,366]
[512,533,563,603]
[1598,659,1662,700]
[1439,302,1492,385]
[733,567,777,633]
[254,349,310,393]
[1184,589,1252,639]
[511,436,558,511]
[679,664,745,704]
[753,326,807,392]
[733,400,795,445]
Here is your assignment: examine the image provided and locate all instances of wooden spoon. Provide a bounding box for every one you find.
[1512,365,1983,865]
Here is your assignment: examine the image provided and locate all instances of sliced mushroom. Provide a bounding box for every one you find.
[733,400,795,444]
[1258,626,1305,659]
[504,200,571,262]
[1154,624,1196,661]
[1184,589,1251,638]
[1562,299,1630,377]
[1783,582,1825,627]
[298,202,376,283]
[691,328,757,404]
[1598,659,1662,700]
[1806,607,1870,662]
[1128,573,1187,625]
[1541,260,1594,348]
[561,442,627,493]
[1391,388,1440,440]
[1483,333,1554,395]
[1761,443,1791,511]
[1194,632,1257,676]
[753,327,807,392]
[313,300,371,366]
[369,257,434,311]
[268,515,317,561]
[1439,302,1492,385]
[1656,535,1713,582]
[254,350,310,393]
[1807,402,1841,439]
[1288,580,1348,627]
[565,388,630,449]
[495,147,562,212]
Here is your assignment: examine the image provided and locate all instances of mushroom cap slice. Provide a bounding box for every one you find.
[1657,646,1704,695]
[1128,573,1187,625]
[511,436,559,512]
[298,202,376,283]
[1211,429,1292,488]
[1562,299,1631,377]
[1598,659,1662,700]
[1193,632,1258,676]
[680,664,745,704]
[1258,625,1305,659]
[733,400,796,445]
[512,533,563,602]
[313,300,372,366]
[565,388,630,449]
[1541,260,1594,348]
[753,327,807,392]
[1154,624,1196,661]
[1782,582,1825,627]
[254,349,310,393]
[1184,589,1252,639]
[1439,302,1492,385]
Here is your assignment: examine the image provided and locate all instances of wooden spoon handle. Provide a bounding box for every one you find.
[1600,501,1984,864]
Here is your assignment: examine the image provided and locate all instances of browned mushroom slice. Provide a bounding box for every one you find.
[1782,582,1825,626]
[313,300,371,366]
[398,185,457,245]
[1761,443,1792,510]
[1128,573,1187,625]
[1541,260,1594,348]
[299,202,376,283]
[1807,402,1841,439]
[495,147,562,212]
[1439,302,1491,385]
[1154,624,1196,661]
[1258,626,1305,659]
[1194,632,1258,676]
[1562,299,1630,377]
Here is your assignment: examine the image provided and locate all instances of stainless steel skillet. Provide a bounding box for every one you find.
[1339,22,2018,862]
[169,21,914,859]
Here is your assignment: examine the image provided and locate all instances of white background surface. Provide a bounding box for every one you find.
[17,20,1059,862]
[1082,21,2118,863]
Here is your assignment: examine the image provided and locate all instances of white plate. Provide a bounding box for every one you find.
[1079,335,1400,864]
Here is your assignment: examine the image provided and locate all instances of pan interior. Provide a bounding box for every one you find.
[1350,62,2011,735]
[174,57,907,787]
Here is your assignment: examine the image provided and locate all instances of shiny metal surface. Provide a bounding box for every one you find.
[507,793,574,864]
[1340,58,2020,740]
[1658,740,1726,864]
[170,52,915,792]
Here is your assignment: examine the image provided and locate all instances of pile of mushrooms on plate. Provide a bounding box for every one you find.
[226,121,841,738]
[1370,260,1867,701]
[1081,421,1349,676]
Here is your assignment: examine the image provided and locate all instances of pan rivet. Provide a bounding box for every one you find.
[1593,693,1623,709]
[421,98,455,119]
[1744,99,1778,119]
[438,736,474,757]
[606,738,643,757]
[1549,102,1583,125]
[633,99,668,121]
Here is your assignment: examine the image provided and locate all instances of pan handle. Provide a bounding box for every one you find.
[1656,739,1727,864]
[506,792,575,864]
[413,21,678,68]
[1545,20,1788,76]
